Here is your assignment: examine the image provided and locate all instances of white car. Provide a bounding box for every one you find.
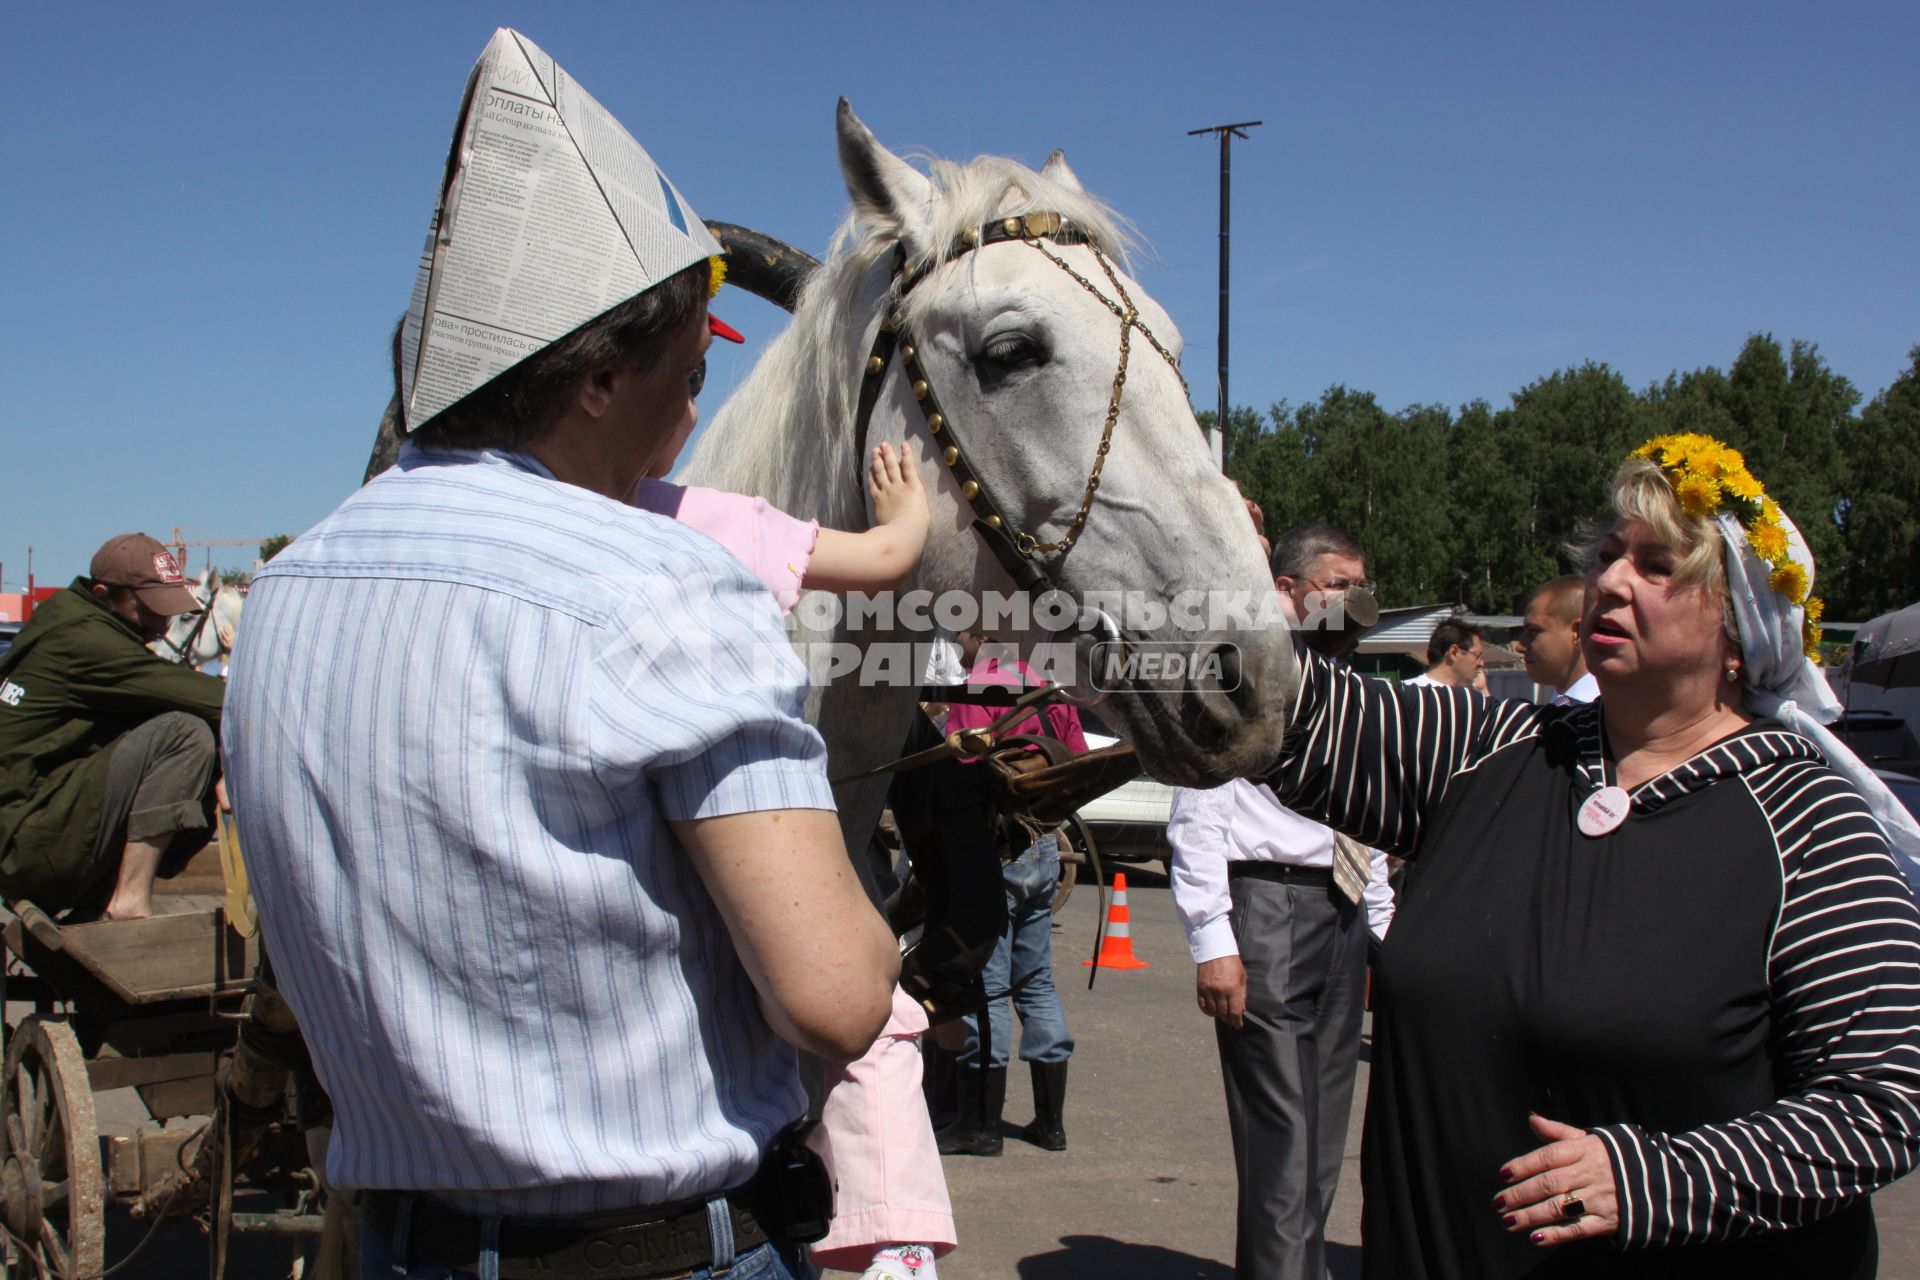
[1073,709,1175,865]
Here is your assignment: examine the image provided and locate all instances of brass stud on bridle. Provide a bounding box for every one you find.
[866,355,884,376]
[927,413,944,433]
[962,480,980,500]
[942,446,959,466]
[912,380,929,401]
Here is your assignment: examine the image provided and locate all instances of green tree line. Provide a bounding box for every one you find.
[1212,336,1920,622]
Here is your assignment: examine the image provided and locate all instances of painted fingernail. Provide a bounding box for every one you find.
[1498,1165,1514,1180]
[1502,1214,1517,1228]
[1530,1232,1546,1245]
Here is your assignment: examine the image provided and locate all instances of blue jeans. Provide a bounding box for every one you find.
[961,834,1074,1068]
[358,1197,815,1280]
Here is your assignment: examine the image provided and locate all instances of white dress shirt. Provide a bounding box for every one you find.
[1168,778,1394,964]
[1555,671,1599,704]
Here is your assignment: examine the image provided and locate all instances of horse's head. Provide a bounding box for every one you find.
[149,569,240,667]
[831,104,1295,785]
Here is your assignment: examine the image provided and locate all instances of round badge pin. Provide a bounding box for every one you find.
[1578,785,1631,838]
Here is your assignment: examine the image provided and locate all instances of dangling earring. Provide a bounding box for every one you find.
[1725,666,1739,683]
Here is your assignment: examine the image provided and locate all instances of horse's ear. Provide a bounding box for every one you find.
[1040,149,1084,193]
[837,100,934,256]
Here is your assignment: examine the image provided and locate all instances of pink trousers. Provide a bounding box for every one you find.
[806,986,957,1272]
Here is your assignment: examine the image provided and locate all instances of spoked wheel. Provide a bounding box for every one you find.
[1053,817,1098,916]
[0,1018,103,1279]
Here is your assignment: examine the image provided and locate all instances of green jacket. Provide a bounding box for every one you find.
[0,580,225,905]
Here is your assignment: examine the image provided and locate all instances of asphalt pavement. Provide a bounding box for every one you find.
[65,862,1920,1277]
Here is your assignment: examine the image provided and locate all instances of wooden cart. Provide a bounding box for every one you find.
[0,826,328,1279]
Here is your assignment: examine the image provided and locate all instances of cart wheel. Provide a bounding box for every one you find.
[1051,820,1087,916]
[0,1018,104,1279]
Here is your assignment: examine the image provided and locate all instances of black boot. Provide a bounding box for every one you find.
[1021,1060,1068,1151]
[935,1065,1006,1156]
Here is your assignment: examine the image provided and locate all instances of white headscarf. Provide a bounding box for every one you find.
[1716,509,1920,875]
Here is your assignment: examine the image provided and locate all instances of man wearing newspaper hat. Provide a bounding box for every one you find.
[223,29,895,1280]
[0,533,224,919]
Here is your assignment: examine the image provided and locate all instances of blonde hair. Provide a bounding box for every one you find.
[1576,457,1737,643]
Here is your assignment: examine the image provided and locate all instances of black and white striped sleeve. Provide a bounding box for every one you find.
[1265,643,1543,858]
[1595,762,1920,1247]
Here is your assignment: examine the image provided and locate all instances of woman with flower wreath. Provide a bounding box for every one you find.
[1261,435,1920,1278]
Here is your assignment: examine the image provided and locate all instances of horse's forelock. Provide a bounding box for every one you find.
[906,153,1134,274]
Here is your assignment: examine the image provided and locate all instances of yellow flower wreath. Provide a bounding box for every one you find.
[1630,433,1825,660]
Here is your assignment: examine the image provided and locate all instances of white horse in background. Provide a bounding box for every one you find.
[153,568,245,673]
[686,104,1296,850]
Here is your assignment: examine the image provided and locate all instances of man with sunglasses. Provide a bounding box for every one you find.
[1169,523,1394,1280]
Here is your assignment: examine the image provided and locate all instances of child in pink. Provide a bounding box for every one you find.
[632,442,955,1280]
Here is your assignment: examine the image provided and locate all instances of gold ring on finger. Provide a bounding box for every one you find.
[1558,1193,1586,1220]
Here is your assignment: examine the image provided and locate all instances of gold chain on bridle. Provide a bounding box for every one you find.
[857,215,1188,576]
[1007,237,1185,557]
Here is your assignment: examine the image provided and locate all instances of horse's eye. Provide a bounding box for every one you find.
[978,333,1044,370]
[688,358,707,399]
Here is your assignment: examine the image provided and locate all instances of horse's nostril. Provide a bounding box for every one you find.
[1212,643,1244,699]
[1180,642,1263,746]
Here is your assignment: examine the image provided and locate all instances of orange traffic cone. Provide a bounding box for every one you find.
[1083,871,1150,970]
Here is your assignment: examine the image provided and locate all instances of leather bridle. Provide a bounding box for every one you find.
[850,211,1185,601]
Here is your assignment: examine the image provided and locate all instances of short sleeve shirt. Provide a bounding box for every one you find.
[224,445,835,1217]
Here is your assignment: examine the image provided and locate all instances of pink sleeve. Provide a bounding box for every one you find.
[945,658,1088,752]
[1047,703,1090,754]
[635,480,820,615]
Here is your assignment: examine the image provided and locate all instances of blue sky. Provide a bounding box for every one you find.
[6,3,1915,588]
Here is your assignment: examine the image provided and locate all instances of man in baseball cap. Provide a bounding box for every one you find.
[90,534,203,631]
[0,533,225,918]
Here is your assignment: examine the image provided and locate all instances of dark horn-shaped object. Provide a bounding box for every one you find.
[705,221,820,314]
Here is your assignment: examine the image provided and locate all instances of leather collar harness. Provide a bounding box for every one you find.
[849,211,1186,599]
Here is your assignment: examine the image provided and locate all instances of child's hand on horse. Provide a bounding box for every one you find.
[869,442,928,531]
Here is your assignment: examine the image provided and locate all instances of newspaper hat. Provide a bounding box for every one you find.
[400,29,724,431]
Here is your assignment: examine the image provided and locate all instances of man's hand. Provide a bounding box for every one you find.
[1196,955,1248,1028]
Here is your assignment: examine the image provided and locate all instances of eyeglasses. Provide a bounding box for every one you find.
[1300,576,1377,596]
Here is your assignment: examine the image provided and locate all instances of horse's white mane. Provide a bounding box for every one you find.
[689,152,1135,531]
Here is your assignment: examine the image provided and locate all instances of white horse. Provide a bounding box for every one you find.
[685,104,1295,849]
[153,568,245,672]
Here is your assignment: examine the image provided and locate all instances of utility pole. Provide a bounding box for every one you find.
[1188,120,1261,473]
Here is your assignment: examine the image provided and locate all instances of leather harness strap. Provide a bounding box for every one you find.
[849,215,1107,602]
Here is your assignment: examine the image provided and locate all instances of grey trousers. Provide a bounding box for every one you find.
[1216,873,1368,1280]
[90,711,218,874]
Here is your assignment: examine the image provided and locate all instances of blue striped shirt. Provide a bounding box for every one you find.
[223,445,835,1217]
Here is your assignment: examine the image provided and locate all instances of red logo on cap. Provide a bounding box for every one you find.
[154,552,184,585]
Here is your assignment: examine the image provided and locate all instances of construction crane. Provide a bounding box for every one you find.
[169,527,268,577]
